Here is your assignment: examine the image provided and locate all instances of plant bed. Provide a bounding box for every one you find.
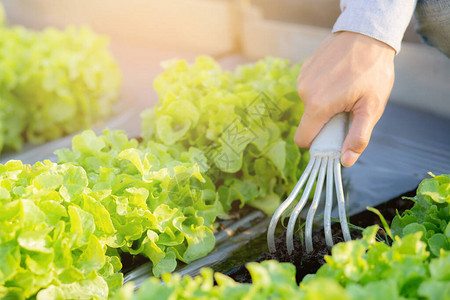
[111,174,450,299]
[223,191,416,284]
[122,194,416,285]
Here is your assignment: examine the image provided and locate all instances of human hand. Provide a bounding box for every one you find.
[294,31,396,167]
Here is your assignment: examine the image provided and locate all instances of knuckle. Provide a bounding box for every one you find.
[297,80,313,99]
[301,57,312,70]
[297,83,307,99]
[358,108,373,120]
[306,95,325,113]
[361,97,386,122]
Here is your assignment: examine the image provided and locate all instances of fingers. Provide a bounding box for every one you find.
[294,79,345,149]
[340,98,381,167]
[294,102,333,148]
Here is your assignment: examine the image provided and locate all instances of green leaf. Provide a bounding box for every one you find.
[174,220,215,263]
[301,277,349,300]
[0,243,20,284]
[366,207,393,240]
[68,205,95,248]
[429,253,450,281]
[152,249,177,277]
[156,116,192,146]
[139,230,165,267]
[0,287,26,300]
[402,223,427,240]
[0,187,11,200]
[346,280,398,300]
[135,278,174,300]
[418,175,450,204]
[82,194,116,236]
[25,252,54,275]
[32,173,63,190]
[75,235,105,274]
[20,200,46,227]
[37,273,109,300]
[418,280,450,300]
[265,140,286,175]
[72,130,106,154]
[249,193,281,215]
[17,229,53,253]
[428,234,450,257]
[118,148,151,177]
[38,200,67,225]
[59,165,89,201]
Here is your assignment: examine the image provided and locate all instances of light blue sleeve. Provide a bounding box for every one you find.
[332,0,417,53]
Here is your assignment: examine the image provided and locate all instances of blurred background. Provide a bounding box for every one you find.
[0,0,449,206]
[1,0,444,115]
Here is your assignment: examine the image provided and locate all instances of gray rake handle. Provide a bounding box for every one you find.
[267,112,352,254]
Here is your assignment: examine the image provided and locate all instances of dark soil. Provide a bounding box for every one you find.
[120,252,149,275]
[225,191,416,284]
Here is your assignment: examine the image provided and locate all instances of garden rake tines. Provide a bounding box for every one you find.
[267,112,351,254]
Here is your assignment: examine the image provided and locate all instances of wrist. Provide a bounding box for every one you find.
[333,31,396,58]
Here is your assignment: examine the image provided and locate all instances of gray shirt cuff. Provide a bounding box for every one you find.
[332,0,417,53]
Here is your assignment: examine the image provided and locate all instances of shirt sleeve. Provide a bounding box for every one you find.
[332,0,417,53]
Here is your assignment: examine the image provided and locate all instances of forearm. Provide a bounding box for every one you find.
[333,0,417,53]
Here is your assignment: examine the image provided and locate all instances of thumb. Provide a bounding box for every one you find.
[341,104,378,167]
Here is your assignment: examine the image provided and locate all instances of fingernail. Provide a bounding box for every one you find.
[341,150,359,167]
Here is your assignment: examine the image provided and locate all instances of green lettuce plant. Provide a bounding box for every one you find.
[0,129,223,298]
[391,174,450,256]
[141,56,308,214]
[0,160,121,299]
[56,130,222,275]
[304,226,441,300]
[0,23,121,153]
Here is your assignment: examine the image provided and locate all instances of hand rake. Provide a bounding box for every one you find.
[267,113,352,254]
